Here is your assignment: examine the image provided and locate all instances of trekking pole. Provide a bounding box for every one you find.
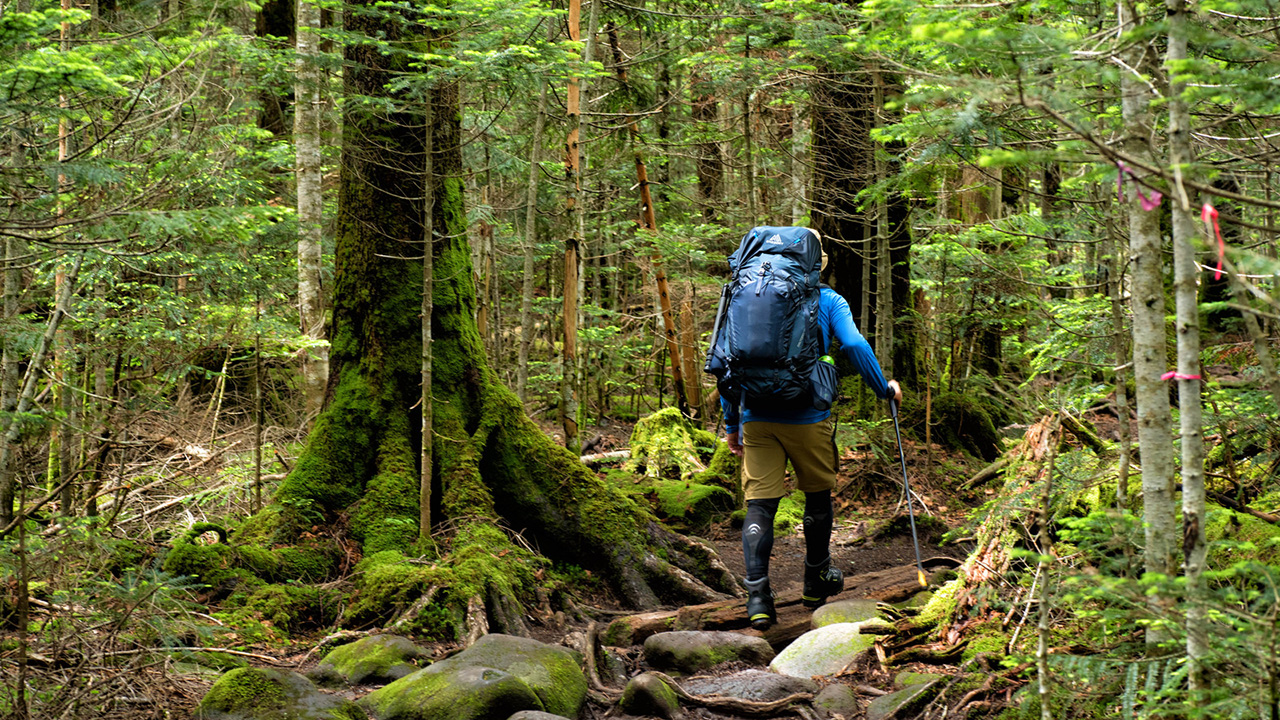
[890,397,928,588]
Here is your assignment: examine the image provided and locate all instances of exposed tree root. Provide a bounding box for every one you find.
[650,671,813,717]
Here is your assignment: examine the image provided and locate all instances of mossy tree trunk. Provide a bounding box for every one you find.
[250,0,737,629]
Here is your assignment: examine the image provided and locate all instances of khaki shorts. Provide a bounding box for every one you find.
[741,417,838,501]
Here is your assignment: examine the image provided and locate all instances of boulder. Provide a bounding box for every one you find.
[309,634,429,686]
[619,672,682,719]
[359,634,587,720]
[811,599,881,628]
[769,622,878,678]
[813,683,860,718]
[866,679,940,720]
[895,671,946,687]
[362,665,541,720]
[195,667,363,720]
[681,669,817,702]
[643,630,775,674]
[506,713,570,720]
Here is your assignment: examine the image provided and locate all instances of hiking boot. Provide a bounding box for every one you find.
[802,559,844,609]
[744,577,776,630]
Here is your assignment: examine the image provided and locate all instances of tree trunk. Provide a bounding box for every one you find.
[1119,0,1177,644]
[517,79,549,404]
[1166,0,1206,693]
[256,0,295,136]
[250,1,734,625]
[295,0,327,424]
[692,76,722,222]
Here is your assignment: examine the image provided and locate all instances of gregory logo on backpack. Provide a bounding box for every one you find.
[704,226,830,412]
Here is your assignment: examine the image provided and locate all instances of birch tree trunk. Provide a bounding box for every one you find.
[1165,0,1207,693]
[1119,0,1177,644]
[295,0,328,425]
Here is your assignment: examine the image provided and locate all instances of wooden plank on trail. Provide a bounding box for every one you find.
[604,557,961,649]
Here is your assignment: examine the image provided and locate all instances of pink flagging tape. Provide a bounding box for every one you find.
[1202,203,1225,280]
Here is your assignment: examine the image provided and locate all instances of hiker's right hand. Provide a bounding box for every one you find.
[887,380,903,403]
[726,431,744,457]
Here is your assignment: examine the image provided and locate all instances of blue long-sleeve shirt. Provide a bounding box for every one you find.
[721,287,889,435]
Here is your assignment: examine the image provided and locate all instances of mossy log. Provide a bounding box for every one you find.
[199,41,734,640]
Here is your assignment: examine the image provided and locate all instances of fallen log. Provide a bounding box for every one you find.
[602,557,961,648]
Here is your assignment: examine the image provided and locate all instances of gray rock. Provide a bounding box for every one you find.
[866,679,940,720]
[813,683,860,718]
[359,634,587,720]
[682,669,817,702]
[309,634,428,686]
[506,713,570,720]
[769,623,878,678]
[643,630,775,674]
[196,667,363,720]
[619,672,682,719]
[811,599,882,628]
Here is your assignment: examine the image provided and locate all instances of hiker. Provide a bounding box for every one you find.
[705,226,902,630]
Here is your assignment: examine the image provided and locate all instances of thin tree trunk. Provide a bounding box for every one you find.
[1166,0,1207,695]
[1107,224,1132,510]
[295,0,328,425]
[254,300,264,513]
[0,255,83,525]
[517,79,549,403]
[562,0,583,453]
[607,23,690,419]
[680,291,702,421]
[872,68,892,376]
[791,101,805,224]
[1119,0,1177,644]
[693,76,722,222]
[421,89,434,543]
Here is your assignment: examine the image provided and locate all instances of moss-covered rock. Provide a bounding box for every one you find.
[310,634,429,686]
[626,408,714,479]
[619,672,681,719]
[642,631,775,674]
[811,598,883,628]
[224,583,343,636]
[360,634,586,720]
[361,664,543,720]
[195,667,363,720]
[769,622,880,678]
[866,677,941,720]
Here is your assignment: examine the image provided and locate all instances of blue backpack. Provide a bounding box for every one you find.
[705,226,834,412]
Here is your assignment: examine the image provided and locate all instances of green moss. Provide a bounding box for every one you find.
[199,667,285,710]
[1205,503,1280,567]
[197,667,364,720]
[226,584,343,635]
[690,440,742,501]
[351,421,421,555]
[626,408,713,479]
[917,577,965,627]
[774,491,806,536]
[961,622,1009,663]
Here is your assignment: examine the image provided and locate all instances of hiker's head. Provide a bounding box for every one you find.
[809,228,827,272]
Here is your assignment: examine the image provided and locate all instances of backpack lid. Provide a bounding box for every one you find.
[727,226,823,276]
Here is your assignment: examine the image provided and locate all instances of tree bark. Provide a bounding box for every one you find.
[1119,0,1177,644]
[253,0,732,622]
[517,79,549,404]
[295,0,327,424]
[692,75,722,222]
[1166,0,1206,694]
